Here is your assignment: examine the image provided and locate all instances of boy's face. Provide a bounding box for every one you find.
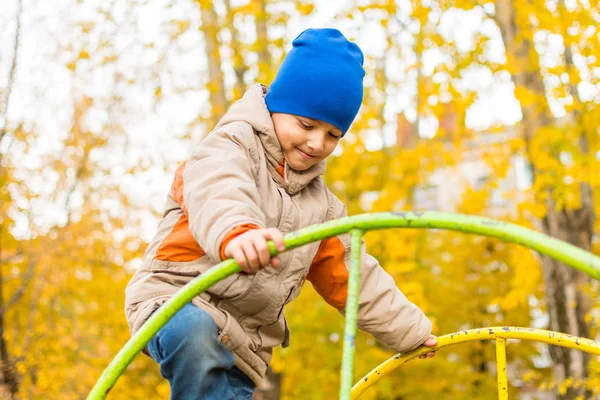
[271,113,342,171]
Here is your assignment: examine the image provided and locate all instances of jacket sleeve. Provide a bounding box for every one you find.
[182,123,267,261]
[307,193,432,353]
[219,224,261,260]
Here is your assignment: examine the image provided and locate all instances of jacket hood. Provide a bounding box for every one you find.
[215,84,326,194]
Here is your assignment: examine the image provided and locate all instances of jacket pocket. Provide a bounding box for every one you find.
[211,272,256,300]
[126,295,172,336]
[257,316,289,350]
[218,311,247,353]
[285,281,304,306]
[148,258,204,276]
[148,257,254,300]
[273,188,295,274]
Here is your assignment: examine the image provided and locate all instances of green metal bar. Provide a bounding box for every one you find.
[86,259,243,400]
[281,212,600,279]
[340,229,364,400]
[88,212,600,399]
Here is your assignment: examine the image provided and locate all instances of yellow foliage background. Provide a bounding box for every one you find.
[1,0,599,398]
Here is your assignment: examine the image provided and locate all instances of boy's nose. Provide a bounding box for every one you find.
[307,135,324,153]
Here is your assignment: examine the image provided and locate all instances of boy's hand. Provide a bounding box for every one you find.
[224,228,286,274]
[418,334,437,359]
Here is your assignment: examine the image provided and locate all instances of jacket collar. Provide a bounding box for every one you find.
[215,84,326,195]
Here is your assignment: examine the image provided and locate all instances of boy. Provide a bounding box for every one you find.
[125,28,436,399]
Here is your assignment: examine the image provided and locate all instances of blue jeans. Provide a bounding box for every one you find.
[146,303,255,400]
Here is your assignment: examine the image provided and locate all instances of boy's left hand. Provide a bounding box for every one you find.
[418,334,437,359]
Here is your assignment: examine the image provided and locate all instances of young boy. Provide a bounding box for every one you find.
[125,28,436,399]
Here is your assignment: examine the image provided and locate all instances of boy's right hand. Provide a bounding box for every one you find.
[224,228,286,274]
[418,334,438,359]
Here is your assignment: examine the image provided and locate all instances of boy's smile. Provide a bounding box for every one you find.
[296,148,316,159]
[271,113,342,171]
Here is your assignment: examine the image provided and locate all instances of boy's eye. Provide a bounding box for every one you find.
[299,121,314,130]
[329,132,341,139]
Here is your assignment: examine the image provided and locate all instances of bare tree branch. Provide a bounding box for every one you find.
[0,251,22,264]
[223,0,248,100]
[558,0,582,113]
[0,259,36,318]
[0,2,24,395]
[0,0,23,148]
[255,0,271,84]
[197,0,228,129]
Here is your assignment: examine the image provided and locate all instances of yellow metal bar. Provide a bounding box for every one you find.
[351,326,600,399]
[495,337,508,400]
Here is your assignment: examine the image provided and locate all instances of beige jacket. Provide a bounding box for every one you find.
[125,84,432,385]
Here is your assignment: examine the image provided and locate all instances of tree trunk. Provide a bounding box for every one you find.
[254,0,272,84]
[494,1,595,397]
[0,1,23,397]
[0,263,19,399]
[0,0,22,150]
[198,0,229,129]
[223,0,248,101]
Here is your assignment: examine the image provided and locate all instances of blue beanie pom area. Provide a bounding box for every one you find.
[265,28,365,136]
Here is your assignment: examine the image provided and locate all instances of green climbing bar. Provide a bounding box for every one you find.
[87,212,600,400]
[340,229,365,400]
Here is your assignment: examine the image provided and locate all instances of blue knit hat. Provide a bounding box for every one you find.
[265,28,365,136]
